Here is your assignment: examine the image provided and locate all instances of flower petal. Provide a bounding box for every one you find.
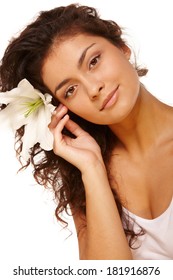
[0,78,56,160]
[17,79,40,99]
[20,105,53,160]
[0,102,28,131]
[0,79,39,105]
[34,105,54,150]
[21,123,37,161]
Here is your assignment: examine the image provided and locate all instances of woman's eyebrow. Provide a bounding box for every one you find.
[54,43,96,95]
[54,78,71,94]
[78,43,96,68]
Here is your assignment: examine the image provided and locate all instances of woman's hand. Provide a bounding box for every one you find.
[49,105,105,174]
[49,105,132,260]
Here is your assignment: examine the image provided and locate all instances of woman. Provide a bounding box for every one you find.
[0,4,173,260]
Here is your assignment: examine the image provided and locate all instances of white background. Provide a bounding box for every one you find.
[0,0,173,276]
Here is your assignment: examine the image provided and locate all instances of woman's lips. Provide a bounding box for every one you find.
[100,86,119,111]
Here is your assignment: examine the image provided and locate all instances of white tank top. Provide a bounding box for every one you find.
[123,198,173,259]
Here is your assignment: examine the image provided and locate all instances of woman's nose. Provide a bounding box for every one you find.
[85,77,105,100]
[91,85,104,100]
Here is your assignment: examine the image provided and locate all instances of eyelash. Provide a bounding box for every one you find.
[64,85,77,99]
[64,54,101,99]
[89,54,101,70]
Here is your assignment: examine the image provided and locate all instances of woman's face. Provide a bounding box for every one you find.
[42,33,140,125]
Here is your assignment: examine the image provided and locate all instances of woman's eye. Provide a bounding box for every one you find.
[89,54,100,69]
[65,85,76,99]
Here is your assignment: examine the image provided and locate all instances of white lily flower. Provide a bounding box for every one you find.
[0,79,56,161]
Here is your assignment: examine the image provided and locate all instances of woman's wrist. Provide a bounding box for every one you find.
[81,160,110,193]
[81,157,106,177]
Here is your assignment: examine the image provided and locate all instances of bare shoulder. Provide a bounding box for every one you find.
[161,104,173,147]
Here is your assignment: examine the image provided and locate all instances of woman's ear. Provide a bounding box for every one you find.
[122,45,131,60]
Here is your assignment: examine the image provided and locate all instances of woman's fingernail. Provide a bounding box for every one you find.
[52,104,64,115]
[52,110,56,115]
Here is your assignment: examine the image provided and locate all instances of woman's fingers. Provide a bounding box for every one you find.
[49,104,87,138]
[54,114,69,136]
[65,118,87,137]
[51,114,70,153]
[49,104,68,130]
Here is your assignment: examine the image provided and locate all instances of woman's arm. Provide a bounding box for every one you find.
[73,163,132,260]
[49,105,132,259]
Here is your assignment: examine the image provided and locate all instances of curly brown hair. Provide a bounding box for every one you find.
[0,4,147,247]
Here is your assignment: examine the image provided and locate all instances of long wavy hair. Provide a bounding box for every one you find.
[0,4,147,247]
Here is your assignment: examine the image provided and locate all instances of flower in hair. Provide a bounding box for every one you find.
[0,79,55,160]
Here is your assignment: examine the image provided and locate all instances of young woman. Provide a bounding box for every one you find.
[0,4,173,260]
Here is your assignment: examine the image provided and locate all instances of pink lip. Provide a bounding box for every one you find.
[100,86,119,111]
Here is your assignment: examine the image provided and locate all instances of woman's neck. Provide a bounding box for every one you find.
[109,85,173,156]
